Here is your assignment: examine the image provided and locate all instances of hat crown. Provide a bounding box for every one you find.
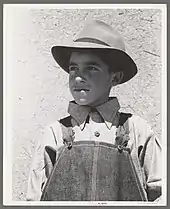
[74,20,125,51]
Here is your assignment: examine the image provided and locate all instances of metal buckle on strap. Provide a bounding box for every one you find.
[117,139,129,153]
[117,145,123,153]
[63,139,73,150]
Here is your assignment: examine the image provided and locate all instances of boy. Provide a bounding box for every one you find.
[27,20,161,201]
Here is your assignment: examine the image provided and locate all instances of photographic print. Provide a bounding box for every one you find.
[3,4,167,206]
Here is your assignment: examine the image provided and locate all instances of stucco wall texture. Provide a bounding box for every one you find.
[7,8,162,200]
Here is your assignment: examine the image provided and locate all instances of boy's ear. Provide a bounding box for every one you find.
[111,71,124,86]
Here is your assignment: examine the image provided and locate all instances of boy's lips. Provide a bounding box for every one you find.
[73,87,90,92]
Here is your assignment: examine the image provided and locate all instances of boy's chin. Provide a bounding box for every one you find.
[75,98,90,106]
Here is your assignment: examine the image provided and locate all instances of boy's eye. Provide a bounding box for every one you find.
[86,66,100,72]
[68,66,79,72]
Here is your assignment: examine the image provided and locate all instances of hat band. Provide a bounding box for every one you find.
[74,38,110,47]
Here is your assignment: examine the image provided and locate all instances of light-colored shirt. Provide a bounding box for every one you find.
[27,97,161,201]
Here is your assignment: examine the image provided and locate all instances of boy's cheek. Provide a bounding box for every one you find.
[68,76,74,84]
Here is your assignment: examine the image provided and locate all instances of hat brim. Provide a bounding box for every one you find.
[51,42,137,84]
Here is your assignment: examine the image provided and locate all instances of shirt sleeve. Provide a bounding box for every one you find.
[141,133,162,201]
[26,125,59,201]
[135,117,162,201]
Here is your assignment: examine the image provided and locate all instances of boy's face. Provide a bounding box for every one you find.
[69,51,113,106]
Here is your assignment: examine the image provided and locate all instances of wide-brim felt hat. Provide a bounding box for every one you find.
[51,20,137,84]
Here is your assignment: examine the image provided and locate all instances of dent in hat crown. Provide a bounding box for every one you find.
[73,20,126,52]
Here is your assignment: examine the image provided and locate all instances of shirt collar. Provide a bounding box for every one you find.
[68,97,120,130]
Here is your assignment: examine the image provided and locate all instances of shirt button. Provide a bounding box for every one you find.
[94,131,100,137]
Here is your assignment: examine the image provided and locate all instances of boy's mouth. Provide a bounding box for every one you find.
[73,88,90,92]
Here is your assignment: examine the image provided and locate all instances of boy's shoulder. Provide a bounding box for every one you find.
[127,113,154,140]
[45,115,72,139]
[43,115,72,148]
[120,112,153,135]
[119,111,150,126]
[129,114,151,128]
[128,114,149,124]
[47,115,72,129]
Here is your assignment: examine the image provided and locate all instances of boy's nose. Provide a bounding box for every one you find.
[75,76,82,82]
[75,76,85,83]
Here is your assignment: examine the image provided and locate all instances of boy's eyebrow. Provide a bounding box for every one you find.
[69,61,101,67]
[69,62,77,66]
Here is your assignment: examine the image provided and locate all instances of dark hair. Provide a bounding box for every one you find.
[70,48,120,73]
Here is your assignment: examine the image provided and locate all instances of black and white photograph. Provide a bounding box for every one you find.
[3,4,167,206]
